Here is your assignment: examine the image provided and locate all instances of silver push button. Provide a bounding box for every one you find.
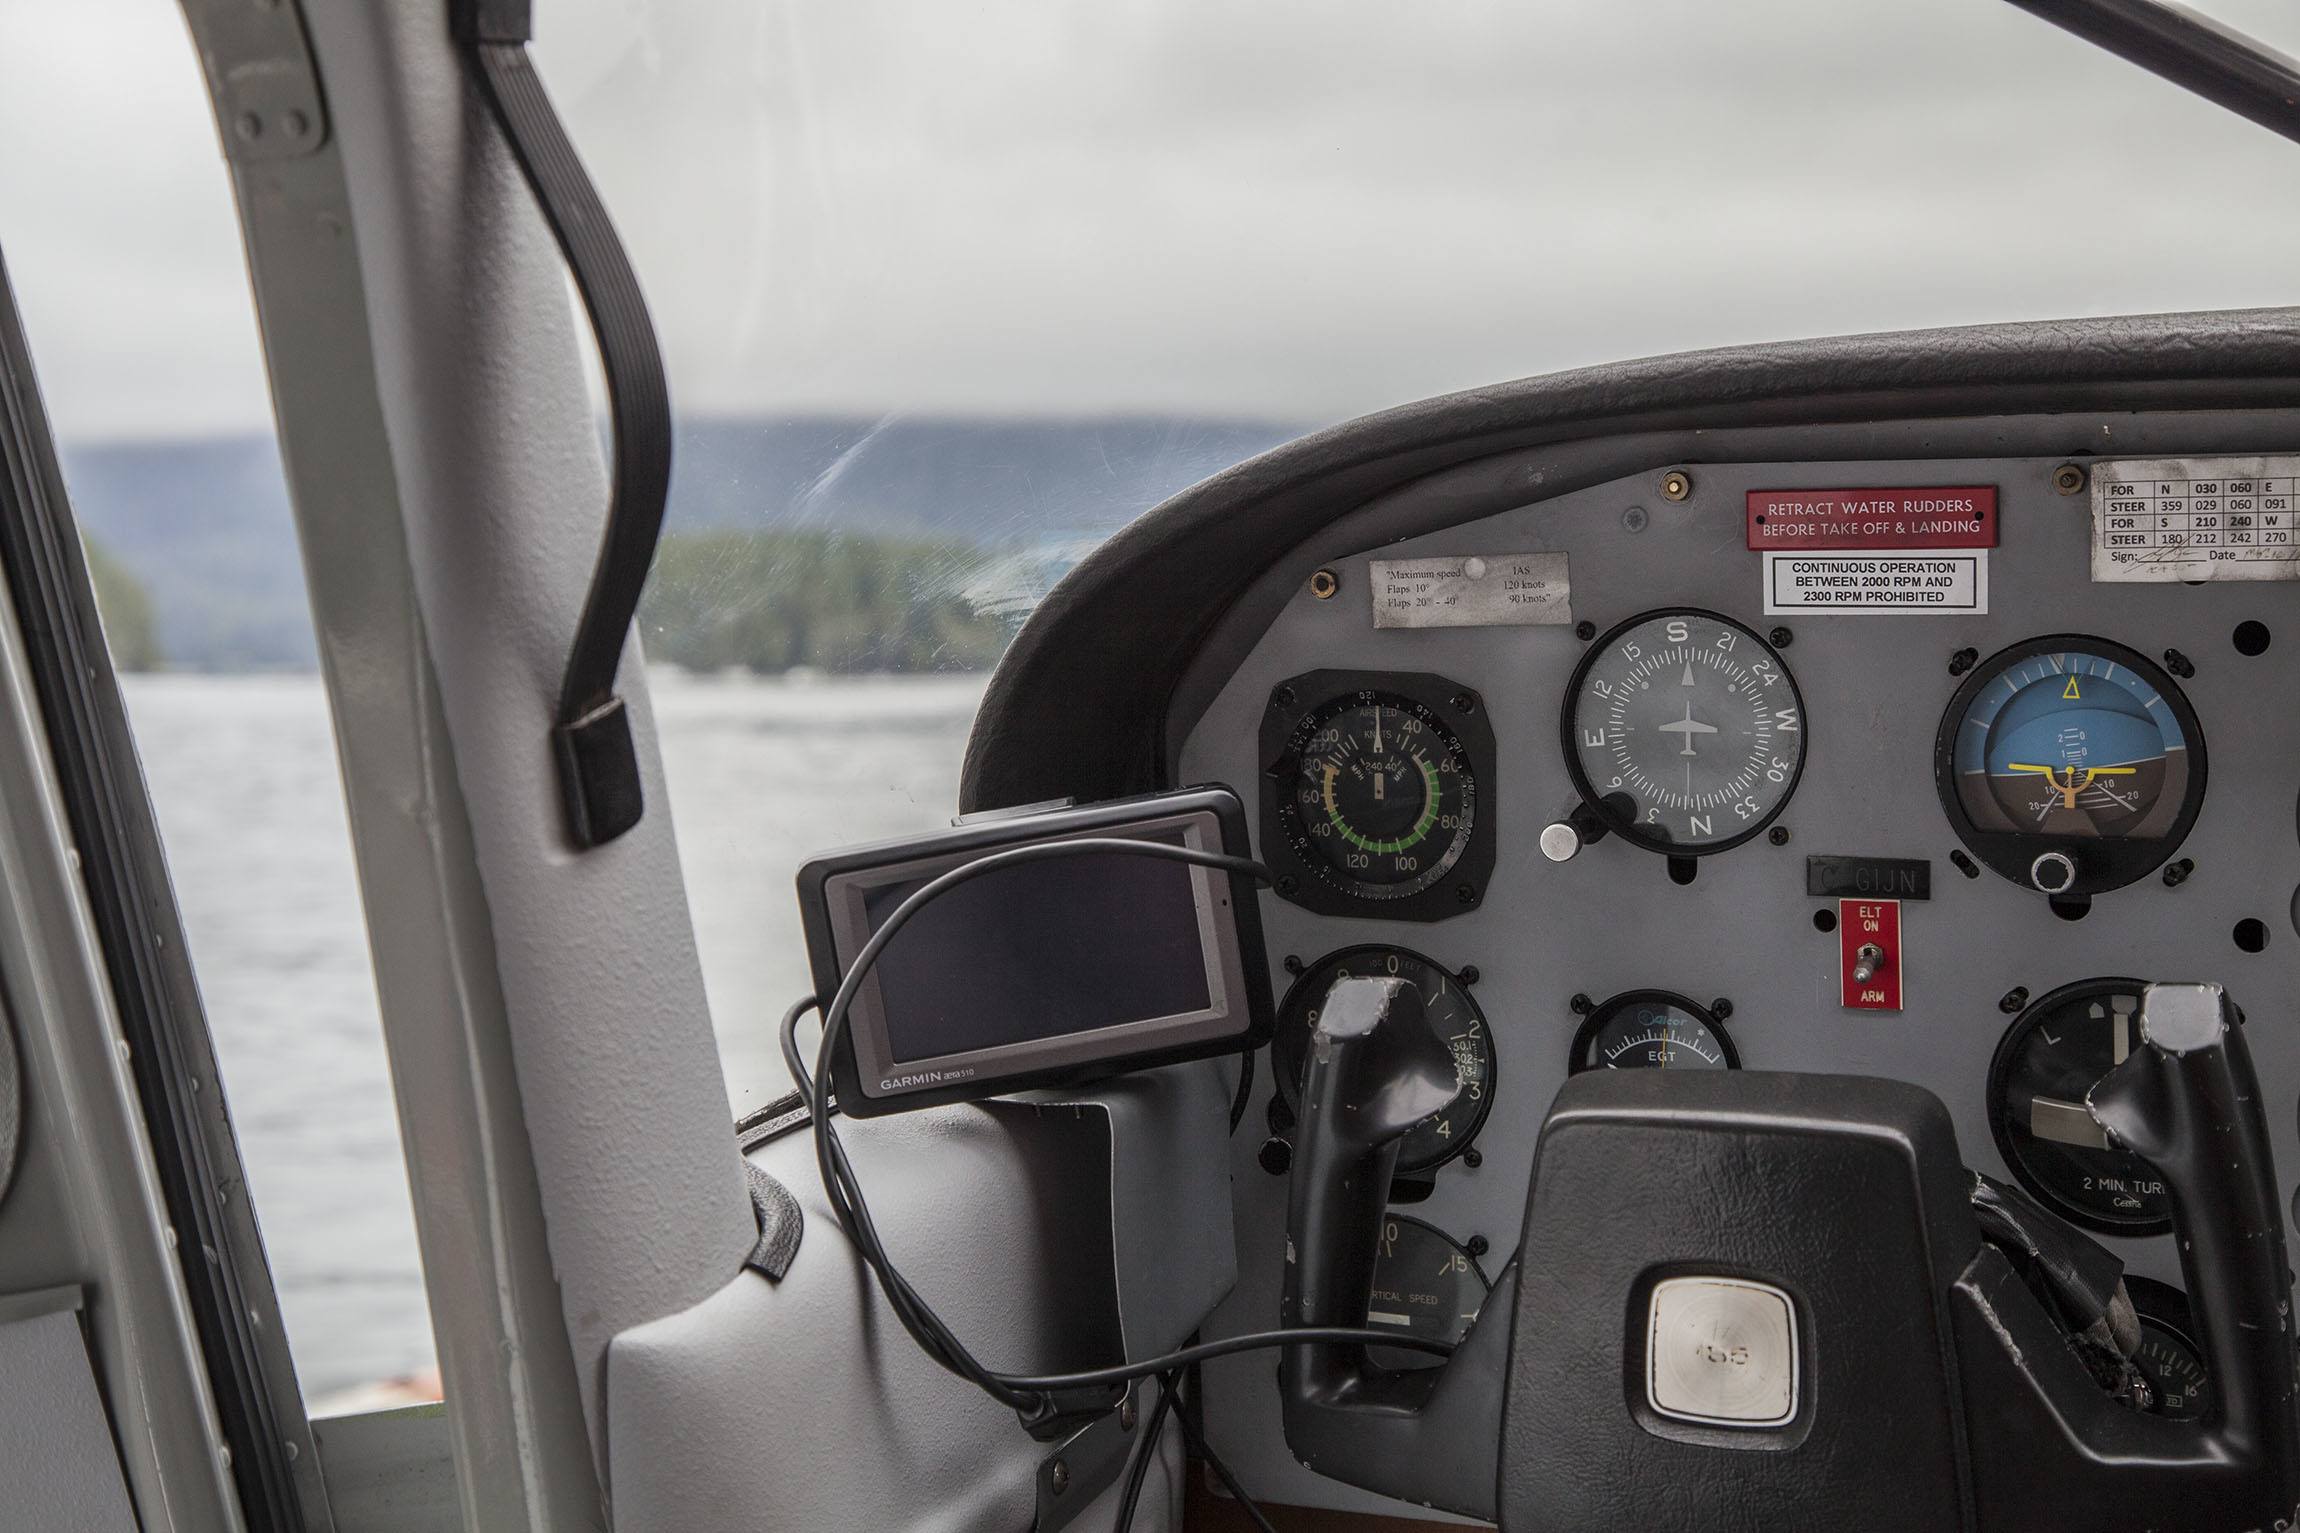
[1539,821,1585,863]
[1646,1276,1799,1428]
[2029,850,2077,895]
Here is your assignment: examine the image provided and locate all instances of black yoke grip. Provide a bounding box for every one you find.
[1277,974,1514,1522]
[2088,984,2300,1476]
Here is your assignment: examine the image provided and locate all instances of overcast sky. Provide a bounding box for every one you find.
[1,1,2297,439]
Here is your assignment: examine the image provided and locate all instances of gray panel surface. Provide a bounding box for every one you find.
[1180,449,2300,1519]
[608,1061,1232,1533]
[297,0,754,1471]
[0,1305,139,1532]
[312,1407,459,1533]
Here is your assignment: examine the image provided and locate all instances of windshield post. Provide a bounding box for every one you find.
[2006,0,2300,146]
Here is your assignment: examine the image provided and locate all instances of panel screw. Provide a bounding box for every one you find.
[1949,849,1980,879]
[1948,647,1978,677]
[1465,1234,1490,1258]
[1570,992,1593,1015]
[1768,626,1793,649]
[1272,684,1297,709]
[1458,965,1480,985]
[1999,987,2029,1015]
[1308,568,1339,600]
[1120,1399,1138,1432]
[2163,858,2195,889]
[1276,874,1299,896]
[1574,619,1597,641]
[1450,691,1478,714]
[1659,469,1694,502]
[1621,505,1650,533]
[1768,826,1791,847]
[1710,998,1733,1020]
[1282,954,1304,975]
[1050,1461,1070,1495]
[2052,463,2088,496]
[2163,648,2196,680]
[1455,884,1478,905]
[1462,1147,1483,1169]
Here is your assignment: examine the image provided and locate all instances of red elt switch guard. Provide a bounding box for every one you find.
[1839,899,1902,1011]
[1747,487,1997,550]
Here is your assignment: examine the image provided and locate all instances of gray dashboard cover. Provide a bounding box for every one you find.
[959,307,2300,810]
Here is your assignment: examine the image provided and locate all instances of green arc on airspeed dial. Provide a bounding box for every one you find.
[1325,756,1443,854]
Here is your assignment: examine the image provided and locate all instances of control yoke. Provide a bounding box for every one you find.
[1278,975,1511,1520]
[1278,976,2300,1530]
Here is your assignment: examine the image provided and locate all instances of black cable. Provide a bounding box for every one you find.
[1113,1371,1180,1533]
[788,835,1456,1421]
[991,1327,1449,1393]
[1173,1382,1279,1533]
[1227,1045,1256,1134]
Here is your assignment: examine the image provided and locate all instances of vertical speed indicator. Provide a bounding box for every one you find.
[1563,610,1806,855]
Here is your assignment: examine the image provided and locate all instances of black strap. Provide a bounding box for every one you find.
[453,0,672,849]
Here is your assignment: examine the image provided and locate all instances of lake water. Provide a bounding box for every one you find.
[120,669,984,1402]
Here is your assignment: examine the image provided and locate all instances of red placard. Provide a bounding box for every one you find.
[1839,899,1902,1012]
[1747,487,1996,550]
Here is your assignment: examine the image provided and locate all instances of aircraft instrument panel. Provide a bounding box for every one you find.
[1171,449,2300,1518]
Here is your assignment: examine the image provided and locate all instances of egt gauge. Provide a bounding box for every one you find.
[1936,636,2205,901]
[1570,991,1739,1074]
[1563,610,1806,866]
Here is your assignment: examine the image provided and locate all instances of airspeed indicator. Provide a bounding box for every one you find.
[1563,609,1806,855]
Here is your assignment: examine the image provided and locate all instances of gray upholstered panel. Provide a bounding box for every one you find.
[0,1296,137,1532]
[608,1061,1234,1533]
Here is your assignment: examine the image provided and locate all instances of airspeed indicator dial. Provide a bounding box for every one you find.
[1276,691,1476,900]
[1564,610,1806,855]
[1260,671,1495,921]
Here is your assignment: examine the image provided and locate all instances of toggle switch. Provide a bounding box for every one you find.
[1838,899,1902,1011]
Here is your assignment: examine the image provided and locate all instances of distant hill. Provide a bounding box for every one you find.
[57,416,1299,672]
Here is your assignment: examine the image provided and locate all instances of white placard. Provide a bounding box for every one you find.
[1762,551,1987,615]
[1368,552,1572,629]
[2091,456,2300,581]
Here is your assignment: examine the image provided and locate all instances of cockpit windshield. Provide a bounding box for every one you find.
[3,0,2296,1429]
[532,0,2300,1105]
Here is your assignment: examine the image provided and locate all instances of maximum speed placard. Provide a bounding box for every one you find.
[2092,456,2300,581]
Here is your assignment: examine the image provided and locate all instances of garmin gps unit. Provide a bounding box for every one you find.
[795,786,1272,1116]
